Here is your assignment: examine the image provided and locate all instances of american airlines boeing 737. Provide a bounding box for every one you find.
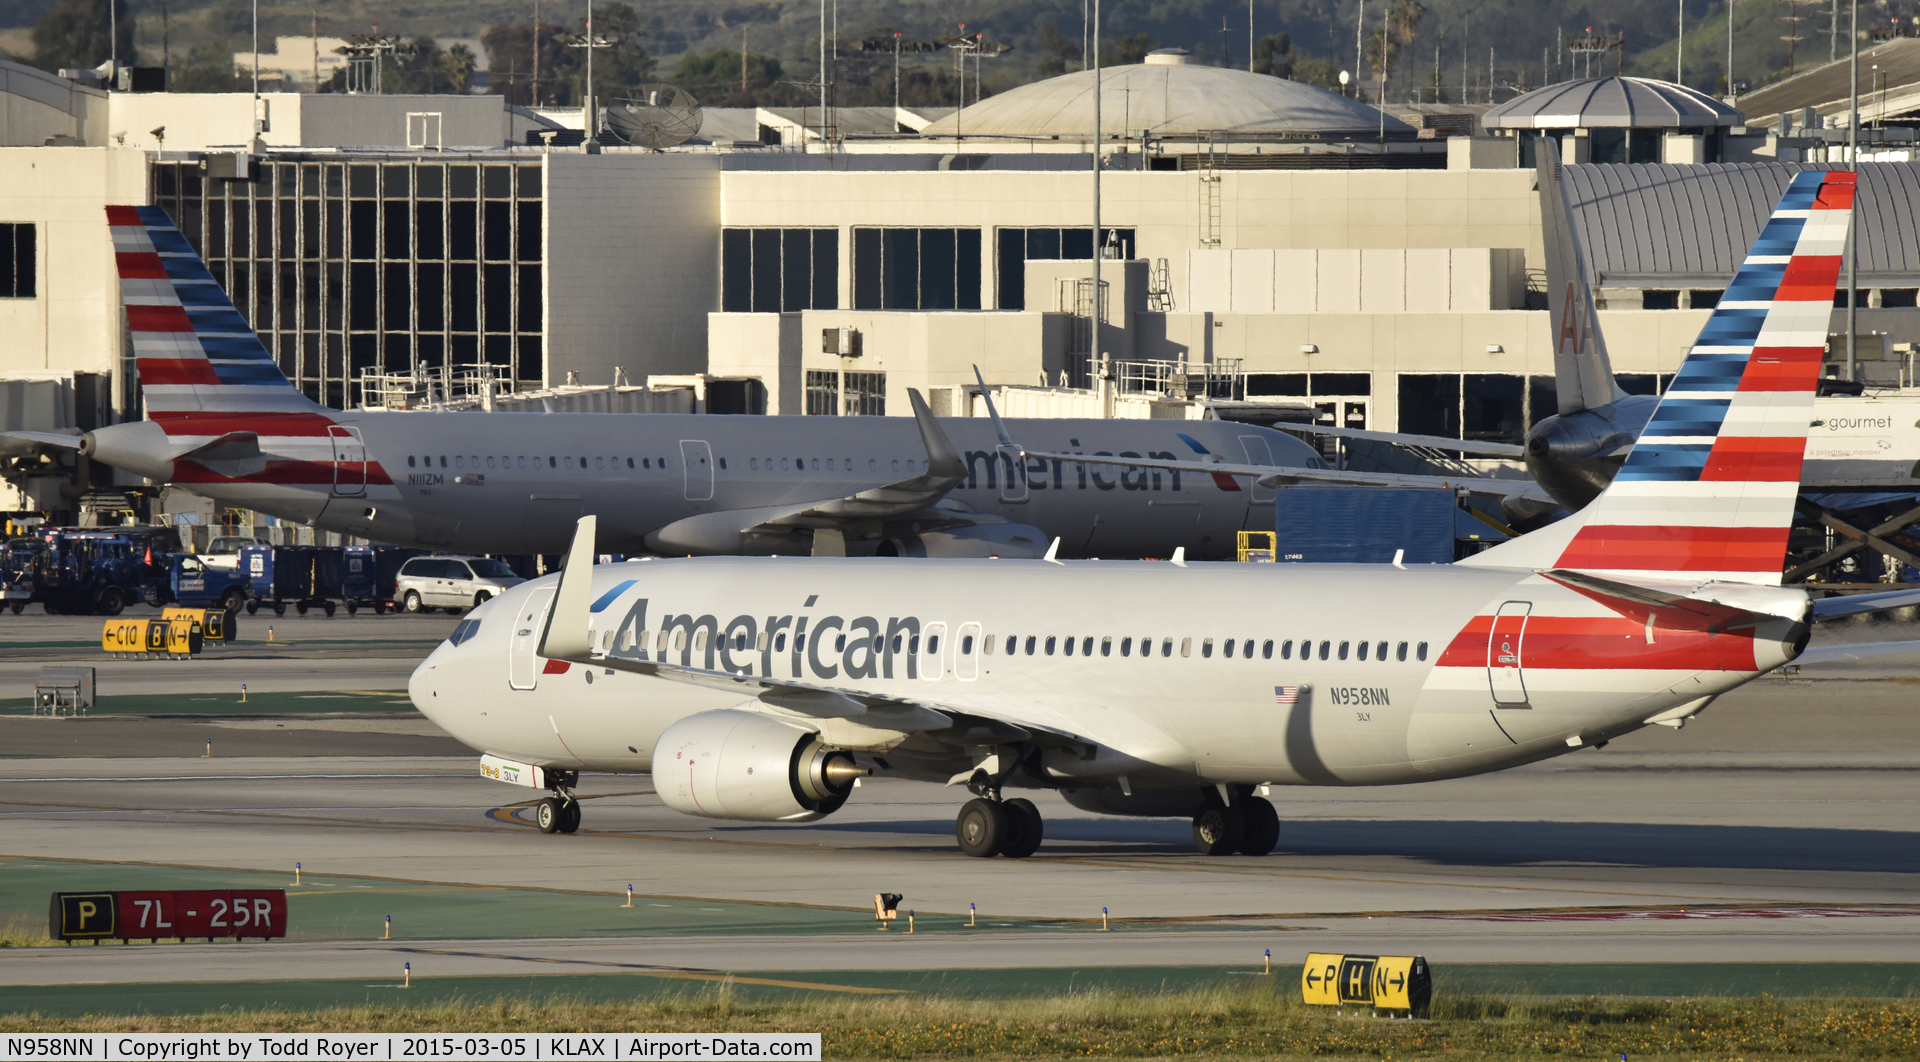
[411,170,1919,857]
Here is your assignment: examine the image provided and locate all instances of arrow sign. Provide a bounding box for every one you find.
[1305,969,1323,987]
[1392,972,1405,988]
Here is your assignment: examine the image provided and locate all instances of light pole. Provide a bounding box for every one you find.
[1091,0,1101,366]
[1846,0,1858,381]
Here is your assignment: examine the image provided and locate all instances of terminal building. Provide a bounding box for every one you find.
[4,54,1920,524]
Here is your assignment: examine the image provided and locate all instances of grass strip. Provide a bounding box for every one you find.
[3,983,1919,1058]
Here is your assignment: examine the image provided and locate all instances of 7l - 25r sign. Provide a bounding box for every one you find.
[49,890,288,943]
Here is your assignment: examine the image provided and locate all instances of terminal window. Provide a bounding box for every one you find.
[805,370,887,416]
[0,223,33,298]
[721,228,839,313]
[852,228,981,310]
[152,159,546,410]
[1398,373,1534,446]
[995,227,1136,309]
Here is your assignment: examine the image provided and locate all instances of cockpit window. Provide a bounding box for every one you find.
[448,618,482,646]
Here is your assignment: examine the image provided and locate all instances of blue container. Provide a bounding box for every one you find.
[1274,485,1459,565]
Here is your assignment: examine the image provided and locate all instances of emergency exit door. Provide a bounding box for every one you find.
[1486,600,1531,706]
[680,440,714,501]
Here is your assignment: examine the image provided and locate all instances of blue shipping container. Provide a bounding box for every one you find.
[1274,485,1458,565]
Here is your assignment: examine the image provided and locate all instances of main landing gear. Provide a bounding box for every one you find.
[1191,788,1280,857]
[955,796,1043,858]
[534,771,582,834]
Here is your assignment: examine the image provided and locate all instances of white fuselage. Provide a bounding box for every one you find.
[409,556,1803,796]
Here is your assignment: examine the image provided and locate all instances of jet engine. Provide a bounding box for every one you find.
[651,710,865,822]
[873,521,1049,558]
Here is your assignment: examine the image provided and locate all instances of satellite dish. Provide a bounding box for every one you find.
[604,85,703,149]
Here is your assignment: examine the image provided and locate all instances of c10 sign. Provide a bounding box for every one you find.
[49,890,288,942]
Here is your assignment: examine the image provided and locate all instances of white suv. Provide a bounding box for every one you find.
[394,555,525,613]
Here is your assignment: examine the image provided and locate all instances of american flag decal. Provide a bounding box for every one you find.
[1274,685,1300,705]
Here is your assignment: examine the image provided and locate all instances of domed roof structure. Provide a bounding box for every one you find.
[920,49,1410,139]
[1482,76,1742,131]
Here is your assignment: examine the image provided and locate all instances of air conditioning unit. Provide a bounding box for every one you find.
[822,327,862,357]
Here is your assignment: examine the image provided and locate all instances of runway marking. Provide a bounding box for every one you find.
[391,945,910,994]
[1434,905,1920,922]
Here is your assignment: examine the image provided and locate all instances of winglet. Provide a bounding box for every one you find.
[907,388,966,479]
[1171,546,1186,567]
[1043,536,1061,562]
[971,365,1016,449]
[538,515,598,661]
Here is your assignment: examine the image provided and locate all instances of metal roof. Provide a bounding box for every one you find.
[919,57,1409,139]
[1483,77,1742,130]
[1564,161,1920,284]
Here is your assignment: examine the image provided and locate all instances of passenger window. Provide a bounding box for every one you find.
[1357,642,1369,661]
[1120,637,1132,657]
[1264,640,1275,660]
[1396,641,1408,661]
[439,455,447,467]
[892,460,901,471]
[1417,642,1429,661]
[774,632,786,652]
[1319,640,1331,661]
[958,635,969,654]
[750,458,758,470]
[869,459,878,470]
[1201,638,1214,659]
[795,633,806,652]
[1062,636,1074,657]
[826,459,834,470]
[756,630,770,651]
[834,634,846,652]
[1083,637,1094,656]
[908,636,918,654]
[983,634,995,654]
[811,459,820,470]
[1281,640,1291,660]
[1101,636,1112,657]
[1377,640,1388,661]
[1025,635,1037,655]
[1045,636,1057,656]
[408,456,416,467]
[927,635,938,653]
[627,458,634,468]
[1162,638,1174,658]
[1222,639,1234,659]
[719,458,727,470]
[1338,641,1350,660]
[486,457,495,468]
[1243,639,1254,658]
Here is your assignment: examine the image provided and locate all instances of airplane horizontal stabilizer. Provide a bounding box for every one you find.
[0,430,84,456]
[1542,568,1808,632]
[1808,587,1920,621]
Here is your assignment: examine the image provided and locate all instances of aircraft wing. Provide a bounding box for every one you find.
[1808,587,1920,621]
[1273,422,1525,459]
[540,515,1099,754]
[0,430,84,457]
[1793,639,1920,665]
[1019,447,1555,503]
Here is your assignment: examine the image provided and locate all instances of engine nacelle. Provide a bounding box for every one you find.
[1060,786,1206,818]
[875,521,1049,559]
[652,710,864,822]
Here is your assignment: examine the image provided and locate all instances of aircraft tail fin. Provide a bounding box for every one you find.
[107,205,322,418]
[1536,138,1627,415]
[1468,168,1856,585]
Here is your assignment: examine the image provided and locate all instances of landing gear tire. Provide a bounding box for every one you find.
[1236,797,1280,857]
[402,590,424,614]
[536,796,564,834]
[955,798,1008,858]
[999,798,1043,858]
[245,600,260,615]
[559,800,582,834]
[1191,803,1245,856]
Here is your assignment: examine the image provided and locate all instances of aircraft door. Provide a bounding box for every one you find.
[1239,435,1276,503]
[328,426,367,497]
[508,586,557,691]
[1486,600,1532,706]
[997,446,1028,502]
[680,440,714,501]
[921,622,947,680]
[955,622,982,680]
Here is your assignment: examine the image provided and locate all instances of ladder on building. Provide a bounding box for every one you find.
[1147,257,1174,311]
[1197,131,1225,248]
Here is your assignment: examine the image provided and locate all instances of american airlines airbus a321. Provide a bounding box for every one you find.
[410,171,1918,856]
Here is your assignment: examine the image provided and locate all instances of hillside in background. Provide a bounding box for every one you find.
[1,0,1906,108]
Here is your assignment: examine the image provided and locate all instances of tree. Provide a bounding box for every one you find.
[1106,32,1156,66]
[587,2,656,98]
[32,0,135,73]
[1253,32,1292,78]
[443,43,478,95]
[168,46,242,93]
[1037,22,1079,77]
[671,48,790,106]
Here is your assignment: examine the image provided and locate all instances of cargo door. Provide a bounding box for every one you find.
[328,426,367,497]
[1239,435,1276,503]
[1486,600,1531,706]
[680,440,714,501]
[508,586,556,691]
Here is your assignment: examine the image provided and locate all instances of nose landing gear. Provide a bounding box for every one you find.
[533,771,583,834]
[955,796,1044,858]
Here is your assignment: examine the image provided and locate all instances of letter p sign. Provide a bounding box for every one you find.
[56,892,117,938]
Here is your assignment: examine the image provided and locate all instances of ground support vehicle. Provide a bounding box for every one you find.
[238,544,348,616]
[142,553,250,614]
[342,546,424,614]
[24,528,180,616]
